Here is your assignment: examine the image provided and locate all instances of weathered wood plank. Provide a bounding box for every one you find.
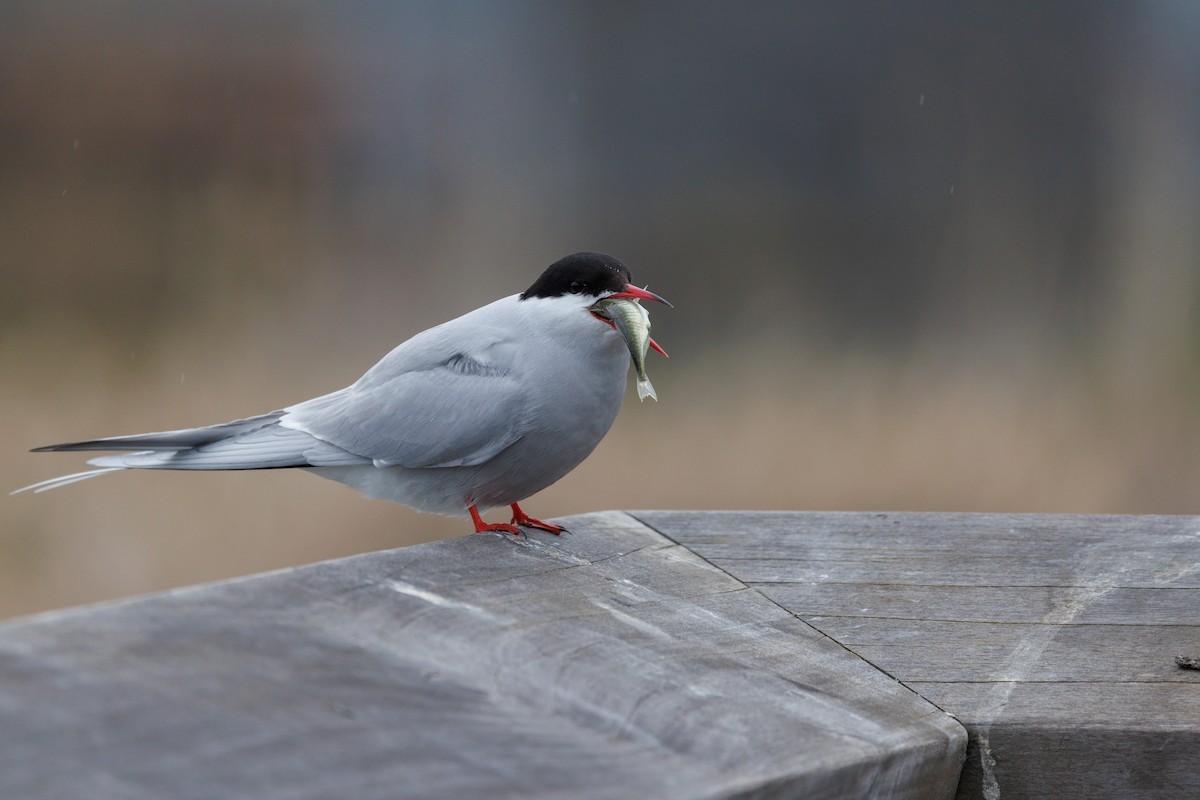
[0,511,965,800]
[635,511,1200,800]
[821,620,1196,682]
[655,511,1200,588]
[760,583,1193,625]
[910,682,1200,729]
[916,683,1200,800]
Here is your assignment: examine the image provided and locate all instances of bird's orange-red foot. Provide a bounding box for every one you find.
[509,503,565,535]
[469,504,521,536]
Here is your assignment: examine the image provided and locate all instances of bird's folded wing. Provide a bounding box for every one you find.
[281,352,529,469]
[80,423,369,470]
[31,411,287,452]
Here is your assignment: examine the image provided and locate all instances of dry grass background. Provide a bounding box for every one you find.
[4,3,1200,618]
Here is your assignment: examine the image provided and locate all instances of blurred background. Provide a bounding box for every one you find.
[4,2,1200,619]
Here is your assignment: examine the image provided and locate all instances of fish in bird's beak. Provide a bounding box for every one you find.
[593,284,670,356]
[590,286,670,401]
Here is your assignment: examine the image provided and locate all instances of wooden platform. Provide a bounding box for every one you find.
[636,512,1200,799]
[0,512,1196,798]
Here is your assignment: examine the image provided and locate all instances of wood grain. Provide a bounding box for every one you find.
[0,511,964,800]
[636,511,1200,800]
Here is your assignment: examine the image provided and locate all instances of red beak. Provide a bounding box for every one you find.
[602,284,671,357]
[607,285,672,308]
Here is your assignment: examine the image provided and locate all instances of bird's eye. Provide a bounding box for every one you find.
[571,281,586,292]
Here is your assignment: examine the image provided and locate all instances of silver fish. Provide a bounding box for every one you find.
[593,297,658,401]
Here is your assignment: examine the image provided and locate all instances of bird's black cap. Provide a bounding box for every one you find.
[521,252,633,300]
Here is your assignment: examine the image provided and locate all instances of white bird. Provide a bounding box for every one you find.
[16,252,670,536]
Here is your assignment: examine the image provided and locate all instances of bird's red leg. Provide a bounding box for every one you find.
[509,503,565,535]
[469,504,521,536]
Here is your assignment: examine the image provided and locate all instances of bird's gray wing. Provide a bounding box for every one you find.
[281,333,529,469]
[30,411,287,452]
[25,319,528,479]
[84,423,370,470]
[23,410,370,479]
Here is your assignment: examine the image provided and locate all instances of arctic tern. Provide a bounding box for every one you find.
[17,252,670,536]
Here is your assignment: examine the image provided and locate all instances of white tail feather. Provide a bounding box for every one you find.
[10,467,126,495]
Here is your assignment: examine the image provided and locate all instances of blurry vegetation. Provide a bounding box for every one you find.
[3,2,1200,618]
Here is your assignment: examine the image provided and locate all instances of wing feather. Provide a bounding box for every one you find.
[283,339,529,469]
[25,297,531,483]
[30,411,286,452]
[83,423,368,470]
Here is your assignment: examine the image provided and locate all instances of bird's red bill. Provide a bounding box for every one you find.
[608,285,672,307]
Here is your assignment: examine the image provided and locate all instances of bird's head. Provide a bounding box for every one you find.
[521,252,670,357]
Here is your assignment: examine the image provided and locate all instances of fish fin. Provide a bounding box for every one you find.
[636,378,657,402]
